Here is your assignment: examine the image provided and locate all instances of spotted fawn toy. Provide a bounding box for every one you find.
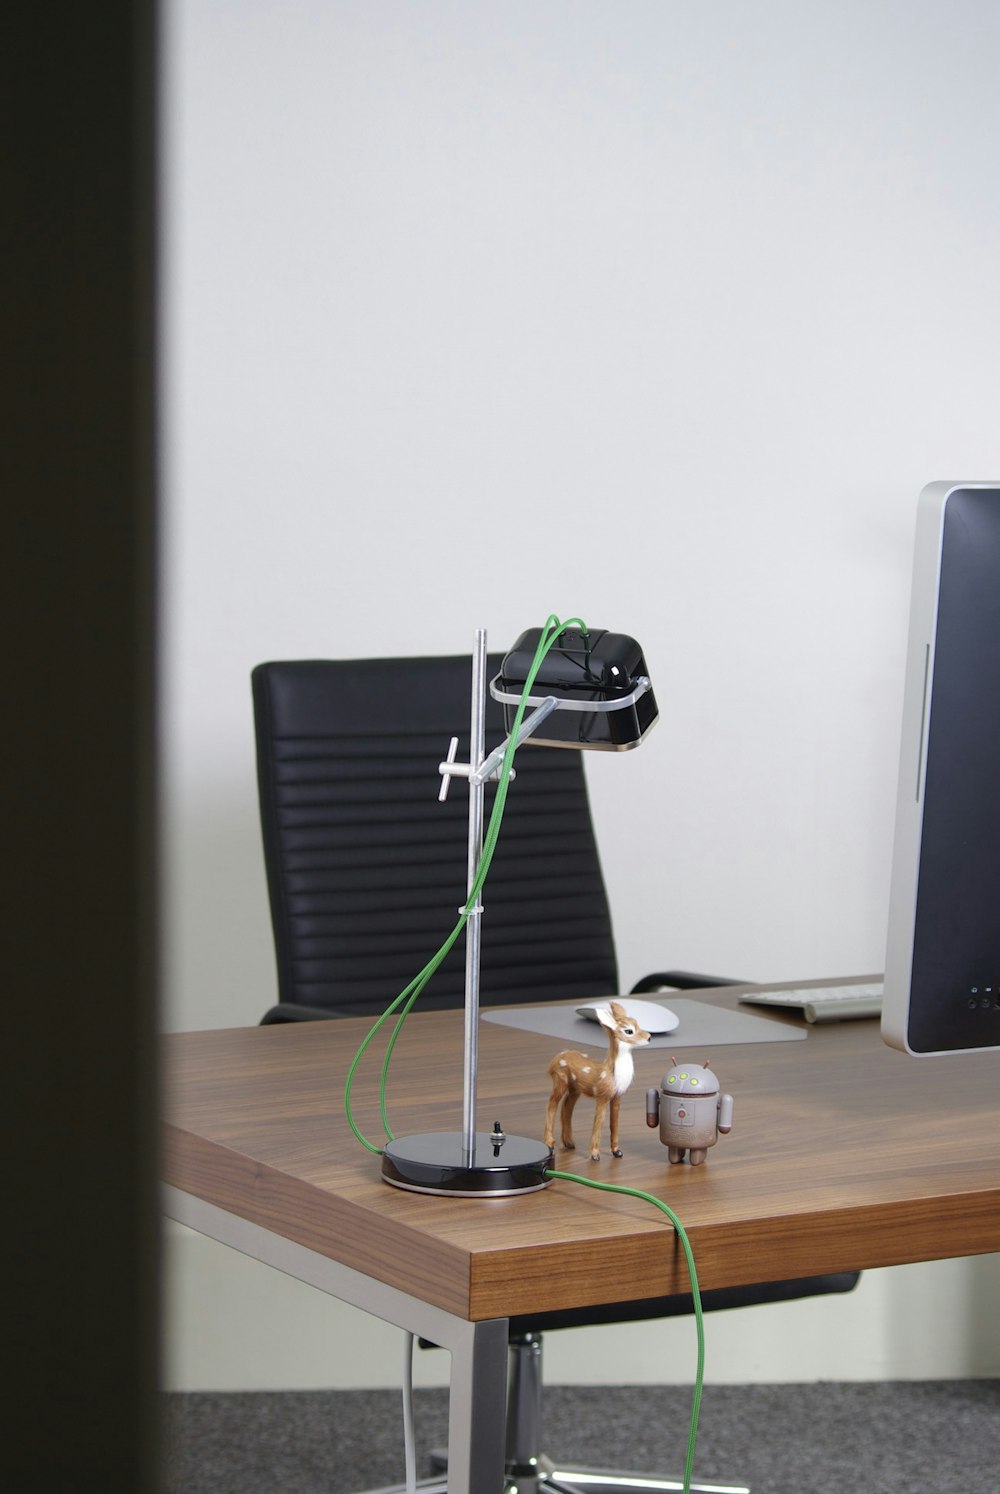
[645,1058,733,1165]
[544,1000,650,1160]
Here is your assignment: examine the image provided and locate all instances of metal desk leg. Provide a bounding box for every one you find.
[444,1315,508,1494]
[161,1186,510,1494]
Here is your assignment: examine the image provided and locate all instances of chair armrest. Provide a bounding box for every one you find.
[260,1003,337,1025]
[629,970,751,993]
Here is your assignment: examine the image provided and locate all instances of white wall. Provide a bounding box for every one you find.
[160,0,1000,1390]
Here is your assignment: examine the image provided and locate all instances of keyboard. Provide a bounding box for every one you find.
[738,981,884,1024]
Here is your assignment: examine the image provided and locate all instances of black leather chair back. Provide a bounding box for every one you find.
[252,656,620,1019]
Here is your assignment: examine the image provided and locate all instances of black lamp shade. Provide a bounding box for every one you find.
[492,626,658,750]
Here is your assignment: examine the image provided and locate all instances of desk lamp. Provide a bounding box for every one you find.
[380,622,658,1196]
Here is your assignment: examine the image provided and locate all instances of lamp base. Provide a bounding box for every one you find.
[381,1131,553,1196]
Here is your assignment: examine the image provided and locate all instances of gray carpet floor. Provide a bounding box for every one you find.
[162,1381,1000,1494]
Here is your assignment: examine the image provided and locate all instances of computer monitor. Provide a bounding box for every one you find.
[882,481,1000,1055]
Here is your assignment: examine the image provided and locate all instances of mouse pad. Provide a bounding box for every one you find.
[482,997,806,1047]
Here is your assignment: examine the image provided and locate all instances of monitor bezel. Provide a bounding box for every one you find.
[882,480,1000,1056]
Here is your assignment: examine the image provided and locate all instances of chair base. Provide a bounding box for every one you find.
[504,1456,749,1494]
[417,1446,748,1494]
[368,1329,751,1494]
[498,1333,749,1494]
[363,1464,747,1494]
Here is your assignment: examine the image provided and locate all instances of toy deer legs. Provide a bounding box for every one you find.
[544,1001,650,1160]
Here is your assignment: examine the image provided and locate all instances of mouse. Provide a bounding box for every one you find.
[575,997,680,1035]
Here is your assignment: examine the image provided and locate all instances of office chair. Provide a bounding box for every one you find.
[252,656,859,1494]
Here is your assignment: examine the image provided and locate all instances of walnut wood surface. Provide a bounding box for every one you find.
[161,983,1000,1322]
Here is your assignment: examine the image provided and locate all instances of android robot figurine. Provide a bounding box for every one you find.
[645,1059,733,1165]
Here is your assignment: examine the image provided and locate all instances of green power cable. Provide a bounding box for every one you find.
[344,614,587,1152]
[544,1168,705,1494]
[340,620,706,1494]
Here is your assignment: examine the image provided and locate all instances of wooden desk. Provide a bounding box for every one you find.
[162,982,1000,1493]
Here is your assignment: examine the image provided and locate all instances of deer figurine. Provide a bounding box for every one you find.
[544,1001,651,1160]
